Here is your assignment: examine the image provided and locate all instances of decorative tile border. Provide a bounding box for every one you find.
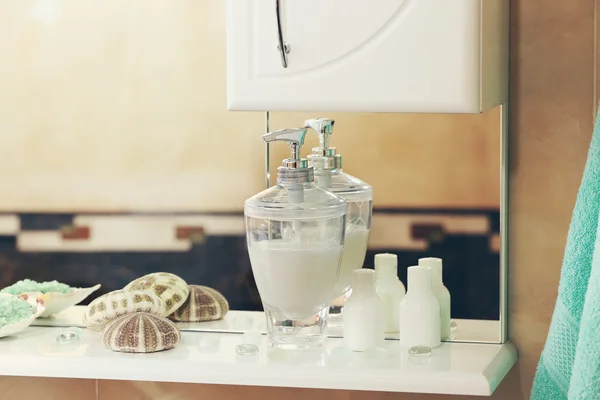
[0,215,19,235]
[0,208,501,320]
[8,209,499,253]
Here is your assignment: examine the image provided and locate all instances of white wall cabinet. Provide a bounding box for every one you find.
[226,0,509,113]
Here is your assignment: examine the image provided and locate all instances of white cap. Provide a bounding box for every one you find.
[374,253,398,279]
[352,268,376,292]
[418,257,443,285]
[407,265,432,292]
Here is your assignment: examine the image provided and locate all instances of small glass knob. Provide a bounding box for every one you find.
[56,327,82,344]
[408,346,431,357]
[407,345,431,365]
[235,344,259,356]
[449,320,458,339]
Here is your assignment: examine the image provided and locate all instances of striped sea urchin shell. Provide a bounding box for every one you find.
[124,273,189,317]
[83,289,162,331]
[102,312,181,353]
[168,285,229,322]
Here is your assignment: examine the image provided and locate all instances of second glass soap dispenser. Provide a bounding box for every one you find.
[304,118,373,321]
[244,128,348,350]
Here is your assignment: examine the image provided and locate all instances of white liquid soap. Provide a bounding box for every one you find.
[419,257,451,340]
[399,266,441,349]
[374,253,405,333]
[248,240,342,320]
[344,269,385,351]
[244,127,347,350]
[334,227,370,297]
[303,118,373,300]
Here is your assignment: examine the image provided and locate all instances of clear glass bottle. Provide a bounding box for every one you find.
[244,128,347,350]
[304,118,373,319]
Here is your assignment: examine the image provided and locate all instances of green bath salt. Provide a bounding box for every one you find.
[0,296,34,328]
[0,279,73,295]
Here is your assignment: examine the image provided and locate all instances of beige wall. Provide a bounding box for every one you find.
[270,111,500,209]
[505,0,596,398]
[0,0,594,399]
[0,0,499,212]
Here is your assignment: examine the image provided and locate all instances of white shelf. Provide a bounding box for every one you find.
[32,306,502,343]
[7,312,517,396]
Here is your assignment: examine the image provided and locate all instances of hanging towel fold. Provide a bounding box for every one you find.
[569,202,600,398]
[531,107,600,400]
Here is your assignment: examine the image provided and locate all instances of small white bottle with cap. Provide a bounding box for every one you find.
[343,269,385,352]
[374,253,406,333]
[419,257,451,340]
[399,266,441,349]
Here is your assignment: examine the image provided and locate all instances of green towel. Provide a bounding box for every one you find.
[570,205,600,398]
[531,107,600,400]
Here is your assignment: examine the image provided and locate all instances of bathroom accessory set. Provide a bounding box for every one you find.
[244,117,452,352]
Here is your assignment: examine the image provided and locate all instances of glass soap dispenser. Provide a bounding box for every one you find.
[304,118,373,317]
[244,127,348,350]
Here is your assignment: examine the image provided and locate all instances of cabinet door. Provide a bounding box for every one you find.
[227,0,507,114]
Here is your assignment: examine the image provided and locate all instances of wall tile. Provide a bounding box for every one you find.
[368,214,490,250]
[0,0,264,212]
[0,215,19,234]
[508,0,596,398]
[0,377,96,400]
[97,380,509,400]
[269,109,501,209]
[0,0,499,212]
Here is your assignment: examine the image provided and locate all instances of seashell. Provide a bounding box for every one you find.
[83,289,162,331]
[168,285,229,322]
[1,280,101,317]
[0,294,46,338]
[124,273,189,317]
[37,285,101,317]
[102,312,181,353]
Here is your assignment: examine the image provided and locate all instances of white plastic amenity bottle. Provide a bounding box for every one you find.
[419,257,451,340]
[399,266,441,349]
[374,253,405,333]
[344,269,385,352]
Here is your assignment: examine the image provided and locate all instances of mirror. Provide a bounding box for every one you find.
[0,1,506,344]
[265,110,505,344]
[0,107,505,344]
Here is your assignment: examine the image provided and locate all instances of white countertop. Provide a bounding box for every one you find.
[4,311,517,396]
[32,306,503,343]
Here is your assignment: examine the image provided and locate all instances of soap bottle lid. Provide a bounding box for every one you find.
[305,118,342,171]
[374,253,398,280]
[262,128,314,185]
[418,257,443,286]
[407,266,433,293]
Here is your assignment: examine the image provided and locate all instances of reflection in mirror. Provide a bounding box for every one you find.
[0,1,504,344]
[268,109,503,343]
[0,108,503,344]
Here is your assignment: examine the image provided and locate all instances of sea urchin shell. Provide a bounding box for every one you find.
[83,289,162,331]
[169,285,229,322]
[124,272,189,317]
[102,312,181,353]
